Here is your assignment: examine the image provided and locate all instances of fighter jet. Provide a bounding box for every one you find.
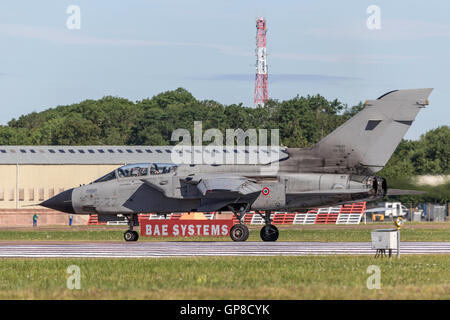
[41,89,432,242]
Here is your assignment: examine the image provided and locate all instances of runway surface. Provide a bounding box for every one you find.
[0,241,449,258]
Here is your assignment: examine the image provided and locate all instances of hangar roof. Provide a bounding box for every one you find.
[0,146,288,165]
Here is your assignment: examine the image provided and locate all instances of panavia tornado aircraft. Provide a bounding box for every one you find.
[41,88,432,242]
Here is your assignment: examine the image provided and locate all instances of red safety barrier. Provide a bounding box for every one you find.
[315,213,327,224]
[138,214,150,224]
[87,214,106,225]
[232,213,254,224]
[272,213,296,225]
[314,212,339,224]
[325,213,339,224]
[340,202,366,214]
[137,213,182,224]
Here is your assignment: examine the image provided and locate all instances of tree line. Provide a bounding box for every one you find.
[1,88,364,147]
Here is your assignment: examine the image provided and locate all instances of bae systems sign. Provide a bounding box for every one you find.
[140,220,234,237]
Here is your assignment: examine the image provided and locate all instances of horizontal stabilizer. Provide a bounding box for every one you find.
[386,188,426,196]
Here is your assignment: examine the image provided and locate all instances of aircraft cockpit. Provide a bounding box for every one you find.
[149,163,177,175]
[91,163,178,184]
[117,163,149,178]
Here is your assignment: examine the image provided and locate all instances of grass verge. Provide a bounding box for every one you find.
[0,255,448,299]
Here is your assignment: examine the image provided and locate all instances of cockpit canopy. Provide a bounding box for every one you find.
[92,163,177,183]
[117,163,149,178]
[150,163,177,175]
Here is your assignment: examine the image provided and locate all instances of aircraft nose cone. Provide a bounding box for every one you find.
[40,188,74,213]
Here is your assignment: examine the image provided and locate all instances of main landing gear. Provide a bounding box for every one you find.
[228,206,279,242]
[124,214,139,242]
[256,211,279,242]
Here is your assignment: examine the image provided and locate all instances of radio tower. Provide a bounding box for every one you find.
[254,17,268,107]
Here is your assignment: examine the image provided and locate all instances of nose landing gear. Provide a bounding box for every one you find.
[124,230,139,242]
[230,224,249,241]
[228,205,250,242]
[124,214,139,242]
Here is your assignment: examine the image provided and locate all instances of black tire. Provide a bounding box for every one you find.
[260,225,279,242]
[124,230,135,242]
[132,231,139,241]
[230,224,249,242]
[242,224,250,240]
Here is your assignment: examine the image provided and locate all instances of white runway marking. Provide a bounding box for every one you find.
[0,241,449,258]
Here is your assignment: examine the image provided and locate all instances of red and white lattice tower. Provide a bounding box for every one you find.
[254,17,268,106]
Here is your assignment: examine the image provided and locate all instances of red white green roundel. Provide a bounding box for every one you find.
[262,187,270,196]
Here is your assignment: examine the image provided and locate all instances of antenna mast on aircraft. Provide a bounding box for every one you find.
[254,17,268,107]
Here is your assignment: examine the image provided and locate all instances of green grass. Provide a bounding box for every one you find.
[0,226,448,242]
[0,255,448,299]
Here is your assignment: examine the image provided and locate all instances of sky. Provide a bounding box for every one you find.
[0,0,449,140]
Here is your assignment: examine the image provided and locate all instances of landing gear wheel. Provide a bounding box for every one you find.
[260,225,279,242]
[230,224,249,242]
[124,230,136,242]
[123,214,139,242]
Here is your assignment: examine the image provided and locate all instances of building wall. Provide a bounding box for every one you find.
[0,164,122,209]
[0,209,89,227]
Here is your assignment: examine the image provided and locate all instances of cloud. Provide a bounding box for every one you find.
[308,19,450,40]
[270,52,418,64]
[191,73,362,83]
[270,74,362,82]
[0,23,251,57]
[0,23,420,65]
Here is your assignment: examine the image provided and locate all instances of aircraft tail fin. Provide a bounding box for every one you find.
[312,88,433,173]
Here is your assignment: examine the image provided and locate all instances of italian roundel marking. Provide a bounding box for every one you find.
[262,187,270,196]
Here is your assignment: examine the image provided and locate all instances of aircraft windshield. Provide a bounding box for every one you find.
[117,163,149,178]
[93,171,116,183]
[150,163,178,175]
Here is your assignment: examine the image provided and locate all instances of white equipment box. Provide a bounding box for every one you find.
[371,229,399,250]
